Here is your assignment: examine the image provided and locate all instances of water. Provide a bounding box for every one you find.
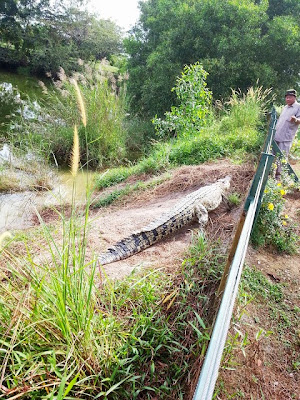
[0,70,94,233]
[0,169,94,233]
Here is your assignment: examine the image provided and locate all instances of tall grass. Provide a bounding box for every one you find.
[9,61,128,168]
[0,224,226,399]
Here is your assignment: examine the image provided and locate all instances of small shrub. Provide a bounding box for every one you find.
[251,171,299,253]
[153,62,212,139]
[228,192,241,206]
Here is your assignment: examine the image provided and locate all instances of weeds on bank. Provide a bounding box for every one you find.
[93,173,171,208]
[251,166,299,253]
[214,264,298,398]
[0,147,55,192]
[241,266,299,345]
[9,60,128,167]
[94,145,171,189]
[95,86,268,189]
[227,192,241,207]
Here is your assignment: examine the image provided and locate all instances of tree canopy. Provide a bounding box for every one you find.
[0,0,123,75]
[125,0,300,117]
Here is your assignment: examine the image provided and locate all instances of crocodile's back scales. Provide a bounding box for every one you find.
[98,176,230,265]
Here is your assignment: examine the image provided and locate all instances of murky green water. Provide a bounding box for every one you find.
[0,169,95,233]
[0,68,43,96]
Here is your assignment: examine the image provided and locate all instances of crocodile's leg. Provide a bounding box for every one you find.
[194,203,208,226]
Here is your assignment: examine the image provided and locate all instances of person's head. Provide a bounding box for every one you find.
[285,89,297,106]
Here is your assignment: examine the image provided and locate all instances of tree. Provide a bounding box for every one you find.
[125,0,300,118]
[267,0,300,18]
[0,1,122,75]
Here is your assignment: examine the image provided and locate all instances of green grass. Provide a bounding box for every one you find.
[214,264,299,398]
[241,265,283,303]
[227,192,242,207]
[95,126,263,190]
[240,265,299,344]
[93,173,171,208]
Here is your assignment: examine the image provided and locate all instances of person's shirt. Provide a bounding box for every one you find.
[274,100,300,142]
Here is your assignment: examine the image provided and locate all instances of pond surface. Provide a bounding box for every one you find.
[0,169,94,233]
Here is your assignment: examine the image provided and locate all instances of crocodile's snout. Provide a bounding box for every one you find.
[218,175,231,190]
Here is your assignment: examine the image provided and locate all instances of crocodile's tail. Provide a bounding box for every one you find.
[98,209,193,265]
[98,230,158,265]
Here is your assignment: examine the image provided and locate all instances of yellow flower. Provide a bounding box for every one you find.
[284,214,288,219]
[264,189,268,193]
[268,203,274,211]
[282,221,287,226]
[277,182,282,187]
[280,189,286,196]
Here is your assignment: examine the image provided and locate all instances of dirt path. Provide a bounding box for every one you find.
[215,174,300,399]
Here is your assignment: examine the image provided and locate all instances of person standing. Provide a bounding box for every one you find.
[274,89,300,178]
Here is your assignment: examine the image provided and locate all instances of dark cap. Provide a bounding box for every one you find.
[285,89,297,97]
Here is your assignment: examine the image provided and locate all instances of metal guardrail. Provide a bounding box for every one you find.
[192,107,299,400]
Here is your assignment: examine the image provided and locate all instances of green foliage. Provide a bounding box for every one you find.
[95,145,171,189]
[267,0,300,19]
[153,62,212,139]
[241,265,299,340]
[95,86,267,189]
[125,0,300,118]
[93,174,171,208]
[0,1,122,75]
[228,192,242,206]
[241,266,283,303]
[166,125,261,165]
[124,116,156,159]
[290,137,300,158]
[251,172,299,253]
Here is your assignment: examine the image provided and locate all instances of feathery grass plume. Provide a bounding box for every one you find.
[0,231,12,249]
[71,78,87,127]
[71,125,80,177]
[38,80,48,94]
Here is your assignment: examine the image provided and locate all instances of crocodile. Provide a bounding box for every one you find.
[98,176,231,265]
